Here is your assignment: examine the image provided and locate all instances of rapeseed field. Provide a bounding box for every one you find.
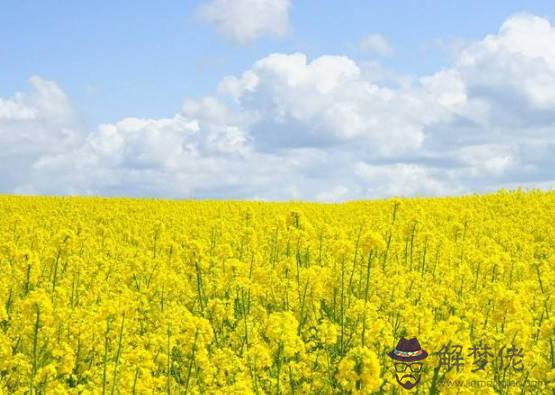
[0,190,553,394]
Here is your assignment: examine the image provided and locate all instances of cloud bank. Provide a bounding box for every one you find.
[360,34,394,56]
[197,0,292,45]
[2,13,555,200]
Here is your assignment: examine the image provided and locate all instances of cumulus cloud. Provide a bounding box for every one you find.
[451,15,555,123]
[0,76,84,193]
[197,0,291,44]
[218,53,427,154]
[2,13,555,200]
[360,34,394,56]
[316,185,350,202]
[355,162,456,197]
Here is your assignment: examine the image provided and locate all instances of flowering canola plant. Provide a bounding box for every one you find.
[0,190,553,394]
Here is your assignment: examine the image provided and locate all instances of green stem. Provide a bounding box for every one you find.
[361,251,373,345]
[167,325,171,395]
[102,317,111,395]
[32,307,40,392]
[132,368,139,395]
[111,314,125,395]
[184,329,199,394]
[51,251,61,301]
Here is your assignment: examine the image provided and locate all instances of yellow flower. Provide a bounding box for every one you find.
[360,231,386,253]
[336,347,382,394]
[0,190,551,392]
[317,320,339,346]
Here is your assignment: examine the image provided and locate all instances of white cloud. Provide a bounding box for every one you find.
[2,14,555,200]
[360,34,394,56]
[219,53,427,154]
[197,0,291,44]
[0,76,83,192]
[316,185,350,202]
[0,97,36,120]
[355,162,456,197]
[455,144,519,176]
[456,13,555,110]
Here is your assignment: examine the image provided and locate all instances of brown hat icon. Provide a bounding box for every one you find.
[388,337,428,362]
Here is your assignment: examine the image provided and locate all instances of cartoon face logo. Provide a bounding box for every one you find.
[388,337,428,390]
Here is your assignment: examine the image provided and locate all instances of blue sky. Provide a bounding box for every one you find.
[1,1,555,199]
[3,0,554,123]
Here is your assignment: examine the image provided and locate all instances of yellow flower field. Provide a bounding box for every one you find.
[0,190,553,394]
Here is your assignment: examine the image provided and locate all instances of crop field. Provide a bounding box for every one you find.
[0,191,553,394]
